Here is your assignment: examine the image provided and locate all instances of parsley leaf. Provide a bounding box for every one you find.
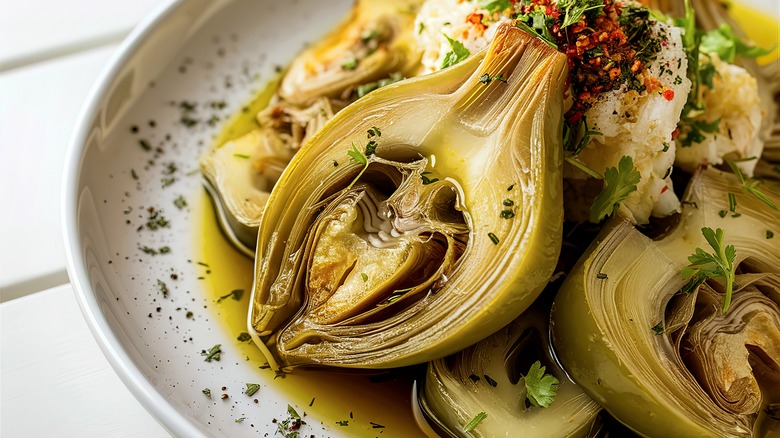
[441,35,470,69]
[523,361,560,408]
[700,24,774,63]
[201,344,222,362]
[245,383,260,396]
[589,156,641,223]
[463,411,488,432]
[682,227,736,313]
[477,0,511,14]
[558,0,605,28]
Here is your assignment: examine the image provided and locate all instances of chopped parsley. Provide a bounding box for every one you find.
[768,230,775,240]
[355,72,403,98]
[488,232,500,245]
[237,332,252,342]
[558,0,605,28]
[277,405,304,438]
[681,227,736,313]
[679,118,721,147]
[156,279,169,298]
[463,411,488,432]
[216,289,244,302]
[441,34,470,69]
[202,388,211,398]
[523,361,560,408]
[651,322,665,335]
[145,210,170,230]
[341,57,358,70]
[421,171,439,185]
[233,153,250,159]
[589,155,641,223]
[173,195,188,210]
[361,273,369,282]
[201,344,222,362]
[244,383,260,396]
[483,374,498,387]
[478,73,508,85]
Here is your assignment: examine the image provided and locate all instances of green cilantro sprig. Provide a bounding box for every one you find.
[558,0,605,28]
[700,24,774,63]
[523,361,560,408]
[589,156,641,223]
[682,227,736,313]
[441,34,470,69]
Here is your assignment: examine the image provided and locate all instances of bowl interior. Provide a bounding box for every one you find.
[64,0,424,436]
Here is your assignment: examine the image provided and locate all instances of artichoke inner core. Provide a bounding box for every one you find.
[304,159,468,326]
[669,272,780,417]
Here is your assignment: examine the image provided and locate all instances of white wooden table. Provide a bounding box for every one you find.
[0,1,171,435]
[0,0,777,436]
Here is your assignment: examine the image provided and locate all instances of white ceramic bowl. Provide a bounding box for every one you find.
[62,1,425,436]
[61,0,779,436]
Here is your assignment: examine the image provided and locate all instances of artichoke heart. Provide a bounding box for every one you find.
[278,0,423,106]
[200,0,423,254]
[551,167,780,437]
[418,298,602,437]
[249,23,568,370]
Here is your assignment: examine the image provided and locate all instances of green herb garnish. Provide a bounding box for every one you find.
[700,23,774,63]
[201,344,222,362]
[589,155,641,223]
[523,361,560,408]
[245,383,260,396]
[463,411,488,432]
[682,227,736,313]
[216,289,244,302]
[725,159,779,211]
[441,34,470,69]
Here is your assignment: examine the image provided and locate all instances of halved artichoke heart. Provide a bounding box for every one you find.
[551,167,780,437]
[200,98,333,254]
[249,23,568,370]
[278,0,423,106]
[418,298,602,437]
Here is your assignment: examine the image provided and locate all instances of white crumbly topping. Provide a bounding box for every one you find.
[414,1,762,224]
[415,0,509,73]
[675,53,764,176]
[574,21,691,224]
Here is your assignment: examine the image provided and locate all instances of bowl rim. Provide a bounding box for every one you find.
[61,0,208,436]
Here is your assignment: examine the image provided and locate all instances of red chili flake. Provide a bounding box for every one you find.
[662,89,675,101]
[466,12,487,33]
[660,185,669,194]
[671,128,680,140]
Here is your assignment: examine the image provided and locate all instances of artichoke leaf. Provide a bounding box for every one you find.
[418,299,602,438]
[200,97,337,254]
[278,0,424,106]
[249,23,568,370]
[551,167,780,437]
[201,0,423,254]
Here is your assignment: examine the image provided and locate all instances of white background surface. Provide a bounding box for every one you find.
[0,0,777,436]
